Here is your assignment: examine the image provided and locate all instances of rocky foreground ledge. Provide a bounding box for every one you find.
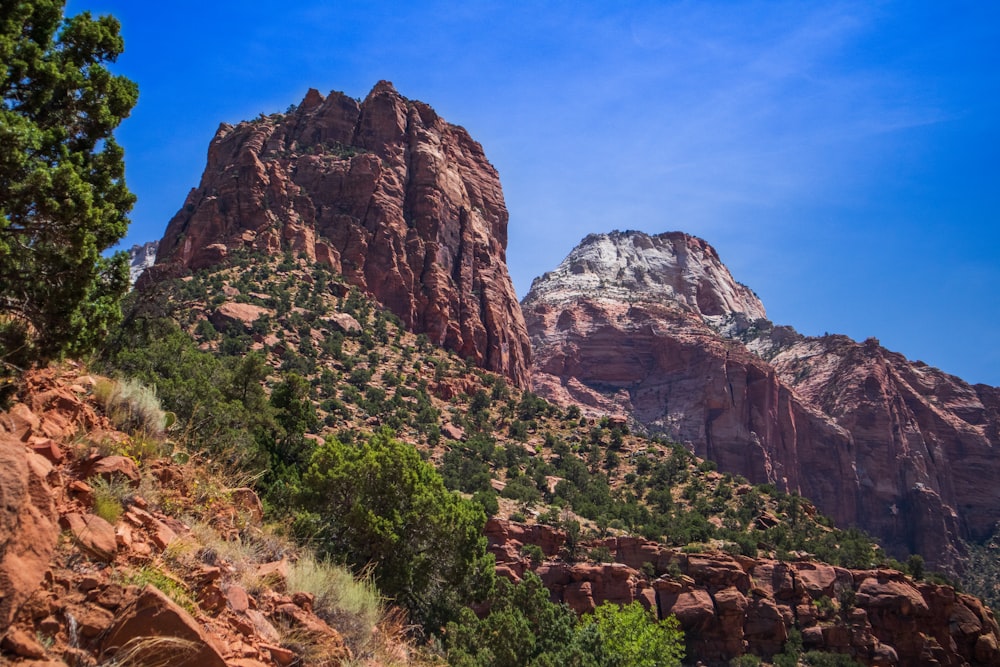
[0,366,357,666]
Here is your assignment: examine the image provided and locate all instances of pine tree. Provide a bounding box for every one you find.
[1,1,137,366]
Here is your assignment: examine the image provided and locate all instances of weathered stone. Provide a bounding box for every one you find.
[209,302,274,333]
[154,82,531,386]
[60,512,117,562]
[84,455,140,484]
[0,433,59,628]
[225,583,250,613]
[660,588,715,632]
[256,558,289,591]
[322,312,362,334]
[229,487,264,523]
[1,627,47,658]
[262,643,296,667]
[100,585,227,667]
[68,602,115,638]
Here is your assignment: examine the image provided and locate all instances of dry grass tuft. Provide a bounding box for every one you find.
[99,636,198,667]
[95,377,168,438]
[286,552,385,656]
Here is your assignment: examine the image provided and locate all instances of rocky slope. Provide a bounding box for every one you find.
[6,362,995,667]
[152,81,530,386]
[523,230,1000,572]
[0,365,417,666]
[487,518,1000,667]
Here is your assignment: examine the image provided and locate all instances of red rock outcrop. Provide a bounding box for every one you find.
[488,520,1000,666]
[744,329,1000,570]
[524,230,1000,572]
[101,585,228,667]
[153,81,530,386]
[0,365,357,666]
[0,433,59,629]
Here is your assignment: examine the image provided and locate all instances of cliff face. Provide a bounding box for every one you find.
[746,328,1000,567]
[524,230,999,571]
[487,519,1000,667]
[155,82,530,386]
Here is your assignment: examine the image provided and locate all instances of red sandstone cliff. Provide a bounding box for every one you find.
[747,328,1000,572]
[154,82,530,386]
[523,231,1000,572]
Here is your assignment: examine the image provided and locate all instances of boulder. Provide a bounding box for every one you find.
[0,434,59,628]
[60,512,117,562]
[209,302,274,333]
[100,585,227,667]
[85,455,140,484]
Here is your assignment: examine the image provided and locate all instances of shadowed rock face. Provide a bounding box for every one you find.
[524,230,999,571]
[155,81,530,386]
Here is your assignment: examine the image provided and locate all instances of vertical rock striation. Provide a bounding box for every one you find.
[154,82,530,386]
[524,230,999,571]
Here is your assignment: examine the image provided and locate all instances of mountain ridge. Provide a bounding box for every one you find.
[524,229,999,573]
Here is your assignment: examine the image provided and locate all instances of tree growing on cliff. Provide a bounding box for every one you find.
[0,1,137,366]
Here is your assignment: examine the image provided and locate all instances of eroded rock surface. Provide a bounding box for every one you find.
[154,81,530,386]
[488,519,1000,666]
[524,230,999,571]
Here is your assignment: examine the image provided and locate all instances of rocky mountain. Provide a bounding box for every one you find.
[524,230,1000,572]
[152,81,530,386]
[127,240,158,284]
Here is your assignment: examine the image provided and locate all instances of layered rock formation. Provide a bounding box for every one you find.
[524,230,999,571]
[154,82,530,386]
[744,327,1000,572]
[487,518,1000,666]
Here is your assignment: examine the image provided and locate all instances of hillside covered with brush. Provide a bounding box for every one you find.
[2,10,998,662]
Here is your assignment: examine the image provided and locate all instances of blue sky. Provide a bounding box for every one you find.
[69,1,1000,385]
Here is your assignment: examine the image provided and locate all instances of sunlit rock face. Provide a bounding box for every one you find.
[155,82,531,386]
[525,230,1000,572]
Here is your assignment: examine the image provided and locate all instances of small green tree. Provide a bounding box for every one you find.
[295,428,495,633]
[583,601,684,667]
[445,572,599,667]
[1,1,138,365]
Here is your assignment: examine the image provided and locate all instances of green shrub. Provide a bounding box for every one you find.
[583,601,684,667]
[123,566,196,614]
[802,651,864,667]
[589,546,614,563]
[521,544,545,566]
[293,428,495,634]
[445,572,600,667]
[91,476,131,525]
